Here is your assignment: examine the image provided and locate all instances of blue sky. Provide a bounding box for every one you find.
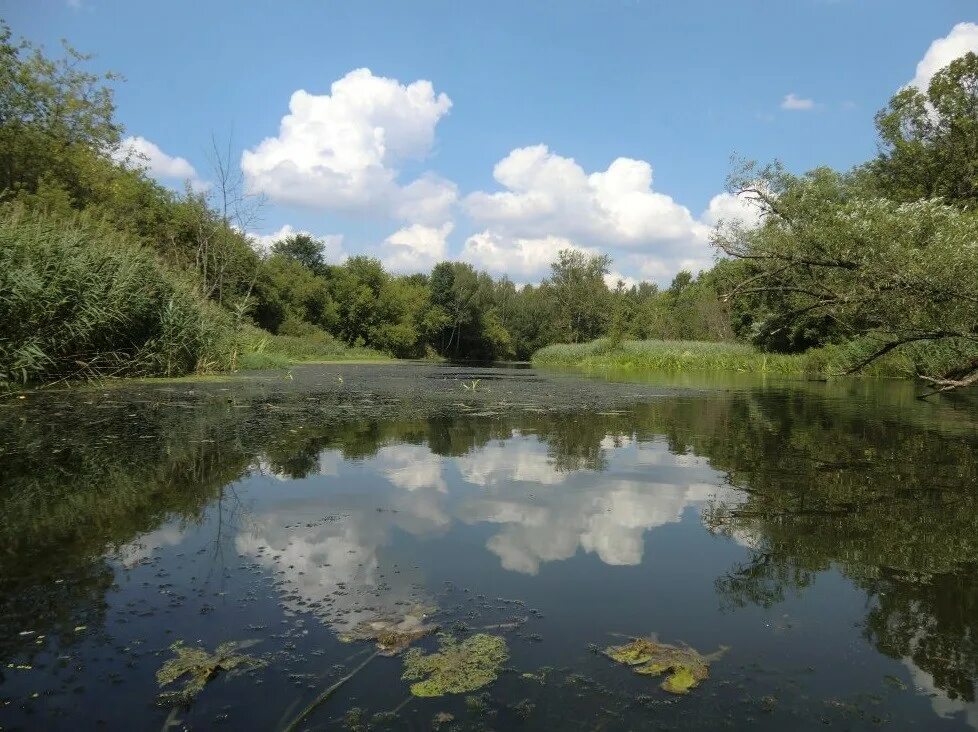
[6,0,978,283]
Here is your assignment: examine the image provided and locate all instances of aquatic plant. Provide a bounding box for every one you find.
[339,609,438,656]
[401,633,509,697]
[603,637,727,695]
[156,639,265,706]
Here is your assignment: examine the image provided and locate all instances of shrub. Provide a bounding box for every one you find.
[0,208,235,385]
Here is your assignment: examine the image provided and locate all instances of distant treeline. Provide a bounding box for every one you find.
[0,24,739,385]
[1,23,977,389]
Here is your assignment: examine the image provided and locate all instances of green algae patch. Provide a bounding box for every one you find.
[339,609,438,656]
[156,640,265,706]
[604,637,726,695]
[401,633,509,697]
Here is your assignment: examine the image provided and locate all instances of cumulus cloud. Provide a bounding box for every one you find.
[466,146,704,246]
[247,223,346,261]
[241,68,456,224]
[701,190,765,229]
[382,222,453,273]
[461,146,722,282]
[910,22,978,92]
[113,135,208,190]
[461,230,596,280]
[780,93,815,111]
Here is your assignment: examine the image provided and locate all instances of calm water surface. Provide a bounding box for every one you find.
[1,363,977,730]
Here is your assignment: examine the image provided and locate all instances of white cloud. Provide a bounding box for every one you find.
[701,190,765,229]
[382,222,453,273]
[902,657,978,729]
[461,230,596,281]
[910,22,978,92]
[241,69,456,225]
[113,136,208,190]
[247,223,346,262]
[462,146,719,282]
[375,444,447,493]
[604,271,640,290]
[466,146,704,246]
[780,93,815,111]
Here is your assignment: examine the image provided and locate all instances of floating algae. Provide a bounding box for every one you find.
[156,640,265,706]
[603,637,727,695]
[339,608,438,656]
[401,633,509,697]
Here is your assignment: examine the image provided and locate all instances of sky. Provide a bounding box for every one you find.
[5,0,978,285]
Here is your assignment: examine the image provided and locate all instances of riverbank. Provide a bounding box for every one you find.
[235,325,389,370]
[529,337,955,380]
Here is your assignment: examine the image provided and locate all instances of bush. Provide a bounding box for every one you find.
[235,324,388,370]
[0,208,235,385]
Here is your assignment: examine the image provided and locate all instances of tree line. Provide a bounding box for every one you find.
[1,21,976,388]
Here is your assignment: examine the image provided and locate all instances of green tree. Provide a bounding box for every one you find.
[715,163,978,393]
[547,249,612,343]
[272,232,330,277]
[0,23,121,201]
[869,51,978,206]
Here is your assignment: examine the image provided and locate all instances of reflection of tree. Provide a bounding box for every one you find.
[4,381,977,704]
[691,391,978,703]
[865,567,978,703]
[713,552,816,610]
[0,397,254,662]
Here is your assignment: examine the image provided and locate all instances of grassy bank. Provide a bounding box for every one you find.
[0,209,388,388]
[530,338,974,380]
[533,339,809,375]
[236,325,389,370]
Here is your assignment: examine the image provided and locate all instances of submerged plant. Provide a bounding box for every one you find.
[401,633,509,697]
[156,639,265,706]
[603,637,727,695]
[339,608,438,656]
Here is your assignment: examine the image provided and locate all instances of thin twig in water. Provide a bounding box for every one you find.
[281,650,380,732]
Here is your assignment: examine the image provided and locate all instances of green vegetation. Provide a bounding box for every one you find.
[2,23,976,391]
[711,53,978,393]
[235,325,387,370]
[401,633,509,697]
[534,339,805,375]
[156,640,265,707]
[0,209,236,384]
[603,637,726,695]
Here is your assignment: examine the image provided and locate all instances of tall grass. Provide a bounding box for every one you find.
[532,339,809,374]
[0,208,235,385]
[236,324,388,370]
[532,337,978,381]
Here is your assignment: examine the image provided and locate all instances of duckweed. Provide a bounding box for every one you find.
[603,637,726,695]
[156,640,265,706]
[401,633,509,697]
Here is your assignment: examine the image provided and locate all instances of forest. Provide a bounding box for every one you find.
[1,23,976,392]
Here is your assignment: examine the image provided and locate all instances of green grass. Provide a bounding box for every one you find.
[0,208,235,386]
[530,337,967,380]
[532,339,811,375]
[236,324,389,370]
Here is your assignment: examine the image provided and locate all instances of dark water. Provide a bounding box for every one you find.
[2,363,977,731]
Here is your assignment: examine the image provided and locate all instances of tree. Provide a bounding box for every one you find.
[547,249,612,343]
[272,232,329,277]
[0,23,121,200]
[714,163,978,394]
[869,51,978,207]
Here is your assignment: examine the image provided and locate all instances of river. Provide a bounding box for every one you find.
[1,363,976,730]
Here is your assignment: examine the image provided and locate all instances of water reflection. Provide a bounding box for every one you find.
[1,372,977,729]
